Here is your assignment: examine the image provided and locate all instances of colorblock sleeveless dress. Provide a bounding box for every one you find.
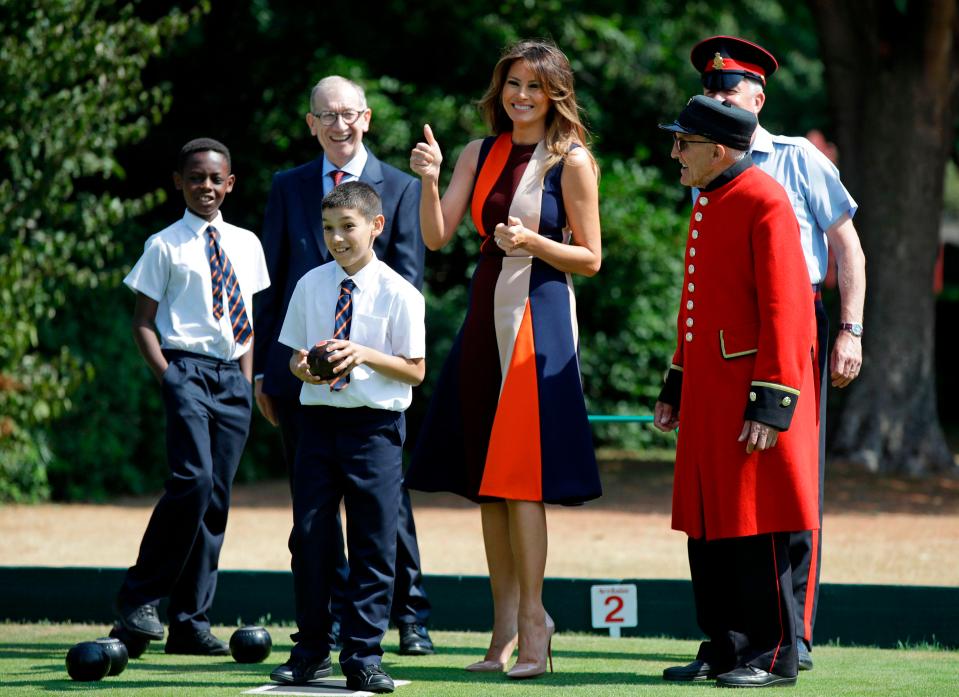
[405,134,601,505]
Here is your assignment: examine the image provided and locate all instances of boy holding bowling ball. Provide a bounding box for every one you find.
[273,181,425,693]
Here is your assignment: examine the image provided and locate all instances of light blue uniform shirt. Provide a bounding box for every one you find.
[321,143,368,196]
[693,126,858,284]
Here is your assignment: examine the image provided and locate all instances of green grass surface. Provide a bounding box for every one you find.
[1,624,956,696]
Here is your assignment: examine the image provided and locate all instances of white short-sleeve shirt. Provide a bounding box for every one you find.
[278,254,425,411]
[124,209,270,360]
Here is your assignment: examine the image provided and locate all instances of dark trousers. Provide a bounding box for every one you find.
[274,395,431,630]
[118,351,251,632]
[290,405,404,672]
[689,533,799,678]
[789,296,829,648]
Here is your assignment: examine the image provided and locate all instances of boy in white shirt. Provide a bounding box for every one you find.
[113,138,270,656]
[271,181,425,694]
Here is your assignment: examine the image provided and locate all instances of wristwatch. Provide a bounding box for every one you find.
[839,322,864,337]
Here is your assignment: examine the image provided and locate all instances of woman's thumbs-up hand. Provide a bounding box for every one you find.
[410,123,443,181]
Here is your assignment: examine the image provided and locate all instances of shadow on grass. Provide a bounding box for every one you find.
[379,639,701,688]
[384,640,694,663]
[375,664,695,687]
[27,679,256,692]
[1,662,266,691]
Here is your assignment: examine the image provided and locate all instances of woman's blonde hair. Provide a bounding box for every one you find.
[477,39,594,172]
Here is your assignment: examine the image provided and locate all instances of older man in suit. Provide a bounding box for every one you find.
[253,76,433,680]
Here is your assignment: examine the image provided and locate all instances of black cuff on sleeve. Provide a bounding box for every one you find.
[658,366,683,411]
[743,382,799,431]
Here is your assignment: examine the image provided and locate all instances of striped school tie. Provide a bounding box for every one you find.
[206,225,253,345]
[329,278,355,391]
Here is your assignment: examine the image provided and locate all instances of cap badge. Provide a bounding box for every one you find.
[713,52,725,70]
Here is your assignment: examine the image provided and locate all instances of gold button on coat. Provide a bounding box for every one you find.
[749,391,757,402]
[685,332,693,342]
[688,282,695,292]
[699,196,709,206]
[781,396,792,407]
[694,212,703,221]
[686,300,694,310]
[692,230,699,239]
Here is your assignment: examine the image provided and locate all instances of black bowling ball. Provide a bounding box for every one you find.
[307,343,338,380]
[229,626,272,663]
[109,623,151,658]
[66,641,111,682]
[96,637,129,675]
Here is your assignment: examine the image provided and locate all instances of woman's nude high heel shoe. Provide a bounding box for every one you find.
[506,615,555,679]
[465,636,518,672]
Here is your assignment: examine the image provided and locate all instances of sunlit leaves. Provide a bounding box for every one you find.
[0,0,208,500]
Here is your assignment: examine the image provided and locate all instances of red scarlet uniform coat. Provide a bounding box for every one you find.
[660,162,818,541]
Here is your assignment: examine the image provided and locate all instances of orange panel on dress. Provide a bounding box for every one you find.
[470,134,513,238]
[479,300,542,500]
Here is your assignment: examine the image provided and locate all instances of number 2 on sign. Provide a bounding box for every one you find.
[604,594,625,623]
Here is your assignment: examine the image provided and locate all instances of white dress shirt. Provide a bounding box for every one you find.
[321,144,369,196]
[278,254,425,411]
[124,209,270,360]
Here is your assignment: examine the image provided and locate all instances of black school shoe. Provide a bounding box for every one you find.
[109,623,151,658]
[164,629,230,656]
[345,664,395,693]
[270,655,333,685]
[662,659,719,681]
[716,665,797,688]
[114,600,165,640]
[397,623,435,655]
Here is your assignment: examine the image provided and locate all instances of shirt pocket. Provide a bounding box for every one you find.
[349,315,390,354]
[719,323,759,359]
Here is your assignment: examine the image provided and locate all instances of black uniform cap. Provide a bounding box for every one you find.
[658,95,757,151]
[691,35,778,92]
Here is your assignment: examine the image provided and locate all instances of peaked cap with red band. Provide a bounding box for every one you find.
[691,35,778,87]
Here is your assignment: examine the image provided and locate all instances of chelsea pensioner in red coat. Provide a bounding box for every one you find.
[660,162,819,541]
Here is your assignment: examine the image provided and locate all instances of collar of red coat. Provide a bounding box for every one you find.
[702,153,753,192]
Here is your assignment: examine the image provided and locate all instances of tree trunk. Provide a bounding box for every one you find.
[808,0,958,474]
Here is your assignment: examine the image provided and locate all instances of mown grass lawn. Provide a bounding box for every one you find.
[0,624,955,696]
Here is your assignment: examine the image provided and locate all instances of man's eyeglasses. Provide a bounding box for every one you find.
[673,135,716,152]
[312,109,366,126]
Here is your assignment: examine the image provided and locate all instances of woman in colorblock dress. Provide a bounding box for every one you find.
[405,39,602,680]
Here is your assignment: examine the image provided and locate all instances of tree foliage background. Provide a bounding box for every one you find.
[1,0,949,501]
[0,0,207,500]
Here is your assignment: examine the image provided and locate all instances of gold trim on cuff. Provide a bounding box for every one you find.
[751,380,801,396]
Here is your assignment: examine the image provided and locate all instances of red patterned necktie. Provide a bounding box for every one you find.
[331,169,345,188]
[328,278,355,391]
[206,225,252,345]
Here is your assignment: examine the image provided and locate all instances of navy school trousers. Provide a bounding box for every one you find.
[290,405,404,673]
[118,349,252,631]
[689,532,799,678]
[273,394,431,631]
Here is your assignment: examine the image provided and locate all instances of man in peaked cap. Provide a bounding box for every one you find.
[690,35,867,673]
[655,96,819,688]
[692,34,779,92]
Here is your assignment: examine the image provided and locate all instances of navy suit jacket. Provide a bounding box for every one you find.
[253,149,425,399]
